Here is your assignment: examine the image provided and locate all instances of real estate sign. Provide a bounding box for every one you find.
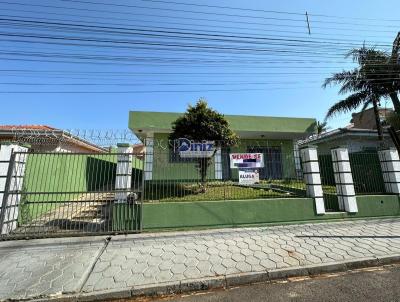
[229,153,264,169]
[178,138,215,158]
[239,169,260,185]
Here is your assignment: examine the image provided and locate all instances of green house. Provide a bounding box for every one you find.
[129,111,316,181]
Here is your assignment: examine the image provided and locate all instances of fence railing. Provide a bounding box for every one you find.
[143,149,306,202]
[3,151,142,238]
[349,151,386,194]
[0,135,395,239]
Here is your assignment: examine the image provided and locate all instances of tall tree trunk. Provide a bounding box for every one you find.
[372,98,384,141]
[389,92,400,113]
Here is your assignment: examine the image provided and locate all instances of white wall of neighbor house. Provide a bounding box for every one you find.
[315,137,393,155]
[0,144,28,235]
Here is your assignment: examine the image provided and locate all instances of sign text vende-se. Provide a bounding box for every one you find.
[229,153,264,169]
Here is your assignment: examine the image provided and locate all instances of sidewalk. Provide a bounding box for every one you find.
[1,218,400,301]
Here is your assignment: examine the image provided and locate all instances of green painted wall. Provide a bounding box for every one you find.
[20,154,118,222]
[20,153,142,223]
[140,195,400,230]
[355,195,400,216]
[23,154,117,197]
[152,133,216,180]
[129,111,316,135]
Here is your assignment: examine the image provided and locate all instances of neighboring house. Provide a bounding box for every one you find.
[129,111,316,181]
[350,107,393,129]
[299,127,392,154]
[0,125,106,153]
[132,144,145,160]
[299,107,394,154]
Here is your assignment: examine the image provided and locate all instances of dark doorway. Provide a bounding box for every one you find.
[221,148,231,180]
[247,146,283,179]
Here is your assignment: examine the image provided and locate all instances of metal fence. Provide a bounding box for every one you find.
[0,144,308,239]
[1,151,142,239]
[0,132,393,239]
[144,149,306,202]
[318,150,387,212]
[349,151,386,194]
[318,154,339,212]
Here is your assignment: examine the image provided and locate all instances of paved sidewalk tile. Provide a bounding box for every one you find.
[82,218,400,293]
[0,237,105,300]
[1,218,400,301]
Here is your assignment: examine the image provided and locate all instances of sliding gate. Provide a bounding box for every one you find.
[0,151,143,240]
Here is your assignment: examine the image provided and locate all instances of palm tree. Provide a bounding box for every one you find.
[316,121,328,136]
[323,46,400,140]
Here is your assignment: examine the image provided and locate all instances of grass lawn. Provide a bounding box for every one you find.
[262,179,337,194]
[144,181,289,202]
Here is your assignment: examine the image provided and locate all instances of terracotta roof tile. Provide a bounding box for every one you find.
[0,125,56,130]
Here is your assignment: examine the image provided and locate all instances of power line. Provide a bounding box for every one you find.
[1,81,325,86]
[0,17,394,50]
[135,0,400,23]
[0,69,365,75]
[57,0,400,28]
[1,10,395,43]
[2,1,399,35]
[1,28,394,61]
[2,78,399,86]
[0,86,321,93]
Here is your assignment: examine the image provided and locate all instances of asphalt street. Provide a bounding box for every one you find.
[118,264,400,302]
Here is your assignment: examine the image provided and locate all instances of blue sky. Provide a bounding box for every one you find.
[0,0,399,130]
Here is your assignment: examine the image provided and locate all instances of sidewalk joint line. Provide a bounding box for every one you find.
[76,236,111,293]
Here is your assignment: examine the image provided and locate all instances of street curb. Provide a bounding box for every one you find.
[17,254,400,302]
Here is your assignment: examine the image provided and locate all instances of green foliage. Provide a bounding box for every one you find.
[323,46,400,121]
[386,111,400,130]
[169,99,239,146]
[169,99,238,187]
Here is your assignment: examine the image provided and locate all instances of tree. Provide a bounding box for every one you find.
[322,46,400,140]
[169,99,238,191]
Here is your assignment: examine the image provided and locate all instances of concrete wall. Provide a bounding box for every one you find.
[139,195,400,230]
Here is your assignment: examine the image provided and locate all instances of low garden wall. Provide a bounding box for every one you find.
[137,195,400,231]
